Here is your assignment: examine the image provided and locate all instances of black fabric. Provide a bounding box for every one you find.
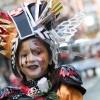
[0,65,86,100]
[0,86,27,100]
[0,74,58,100]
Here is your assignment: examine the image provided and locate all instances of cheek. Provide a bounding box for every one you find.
[39,54,49,66]
[39,58,45,65]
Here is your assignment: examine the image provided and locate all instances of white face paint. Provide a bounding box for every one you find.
[18,38,50,81]
[29,39,42,61]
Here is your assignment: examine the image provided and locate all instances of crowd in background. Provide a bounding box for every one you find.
[0,66,21,89]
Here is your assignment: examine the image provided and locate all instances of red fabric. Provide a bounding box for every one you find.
[20,86,30,94]
[19,86,46,99]
[59,67,78,77]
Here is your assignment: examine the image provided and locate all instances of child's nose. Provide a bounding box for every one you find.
[29,53,37,63]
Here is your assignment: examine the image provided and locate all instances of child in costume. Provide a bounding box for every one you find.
[0,0,86,100]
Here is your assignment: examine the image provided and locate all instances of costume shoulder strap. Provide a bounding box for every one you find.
[0,86,19,99]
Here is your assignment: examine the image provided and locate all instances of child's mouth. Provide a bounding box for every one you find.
[28,65,39,70]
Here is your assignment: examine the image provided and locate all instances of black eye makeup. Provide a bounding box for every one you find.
[20,53,28,67]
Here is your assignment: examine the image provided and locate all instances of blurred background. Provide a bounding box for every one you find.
[0,0,100,100]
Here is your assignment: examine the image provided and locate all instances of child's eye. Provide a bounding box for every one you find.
[35,51,42,55]
[22,54,27,57]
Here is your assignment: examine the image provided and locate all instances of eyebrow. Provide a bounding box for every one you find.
[20,49,29,53]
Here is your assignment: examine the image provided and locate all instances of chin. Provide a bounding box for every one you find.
[29,72,43,79]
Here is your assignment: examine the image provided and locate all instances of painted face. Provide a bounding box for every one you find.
[18,38,50,81]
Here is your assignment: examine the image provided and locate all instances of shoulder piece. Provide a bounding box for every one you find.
[55,64,86,95]
[56,64,82,85]
[0,86,19,99]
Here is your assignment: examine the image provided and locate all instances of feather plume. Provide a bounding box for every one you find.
[0,12,17,58]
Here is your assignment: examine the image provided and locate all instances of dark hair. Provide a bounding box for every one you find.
[15,36,59,86]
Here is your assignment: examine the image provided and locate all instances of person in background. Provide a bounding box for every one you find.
[0,67,8,89]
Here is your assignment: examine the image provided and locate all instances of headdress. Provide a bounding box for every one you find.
[0,0,85,77]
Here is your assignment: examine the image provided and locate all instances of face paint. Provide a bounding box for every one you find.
[29,39,43,61]
[21,54,28,67]
[29,39,45,70]
[18,38,50,80]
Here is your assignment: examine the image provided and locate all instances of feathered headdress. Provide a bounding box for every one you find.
[0,0,85,77]
[0,12,17,58]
